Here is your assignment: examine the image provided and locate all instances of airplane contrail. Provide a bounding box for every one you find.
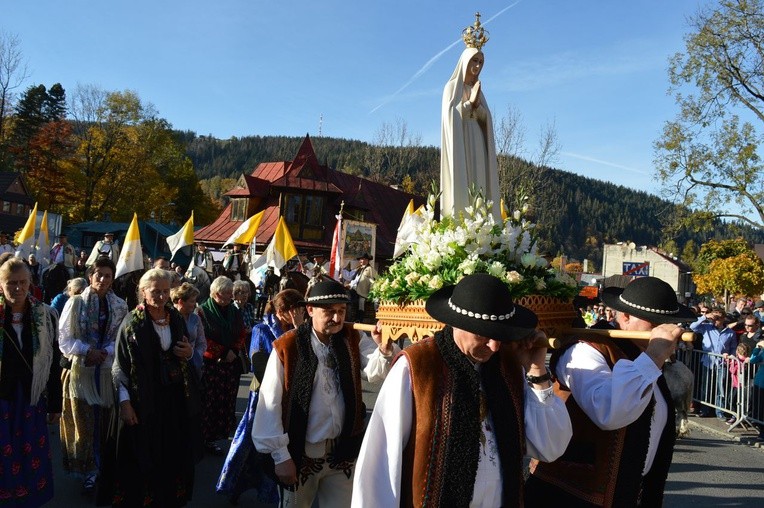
[369,1,522,114]
[562,151,649,175]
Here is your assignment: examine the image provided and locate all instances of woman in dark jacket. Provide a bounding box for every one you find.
[98,268,201,507]
[0,254,61,507]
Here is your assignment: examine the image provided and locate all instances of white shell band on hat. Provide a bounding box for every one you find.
[306,294,348,302]
[618,295,679,315]
[448,298,515,321]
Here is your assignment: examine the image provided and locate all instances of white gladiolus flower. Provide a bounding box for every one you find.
[423,251,442,271]
[371,190,578,303]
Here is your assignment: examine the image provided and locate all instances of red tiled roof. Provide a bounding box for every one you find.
[195,135,424,258]
[252,161,287,181]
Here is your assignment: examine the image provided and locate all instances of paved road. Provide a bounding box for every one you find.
[47,373,764,507]
[665,423,764,506]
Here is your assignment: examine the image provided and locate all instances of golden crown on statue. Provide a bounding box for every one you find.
[462,12,489,50]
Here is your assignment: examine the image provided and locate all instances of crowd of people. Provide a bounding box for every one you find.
[3,231,763,507]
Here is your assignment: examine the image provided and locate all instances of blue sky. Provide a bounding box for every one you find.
[3,0,710,195]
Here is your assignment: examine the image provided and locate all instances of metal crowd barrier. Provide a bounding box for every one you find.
[675,348,762,432]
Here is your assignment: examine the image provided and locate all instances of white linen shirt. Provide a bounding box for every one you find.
[351,356,572,508]
[555,342,668,475]
[252,328,399,464]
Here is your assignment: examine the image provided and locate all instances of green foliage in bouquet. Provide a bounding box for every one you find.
[370,187,579,303]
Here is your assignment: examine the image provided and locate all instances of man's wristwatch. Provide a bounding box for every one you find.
[526,371,553,385]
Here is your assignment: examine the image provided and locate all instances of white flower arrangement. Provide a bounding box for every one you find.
[371,188,579,303]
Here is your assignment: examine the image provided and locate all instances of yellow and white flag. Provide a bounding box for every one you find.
[166,211,194,258]
[115,213,144,279]
[393,199,425,258]
[250,216,297,276]
[222,211,264,248]
[14,202,38,259]
[35,210,52,267]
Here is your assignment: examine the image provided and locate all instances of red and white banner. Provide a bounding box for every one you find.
[329,214,342,279]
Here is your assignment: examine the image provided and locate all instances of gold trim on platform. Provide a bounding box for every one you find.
[375,295,577,344]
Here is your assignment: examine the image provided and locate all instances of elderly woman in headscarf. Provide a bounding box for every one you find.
[199,276,246,455]
[98,268,200,507]
[440,43,500,223]
[0,253,61,507]
[59,257,129,494]
[216,288,305,504]
[171,282,206,380]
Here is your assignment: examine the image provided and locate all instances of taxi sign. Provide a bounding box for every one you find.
[622,262,650,277]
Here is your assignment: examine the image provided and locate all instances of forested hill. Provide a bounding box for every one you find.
[179,132,764,269]
[178,132,377,180]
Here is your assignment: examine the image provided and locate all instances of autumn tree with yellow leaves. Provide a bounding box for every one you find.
[59,85,217,224]
[693,238,764,299]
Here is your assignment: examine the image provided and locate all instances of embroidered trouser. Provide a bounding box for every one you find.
[280,452,354,508]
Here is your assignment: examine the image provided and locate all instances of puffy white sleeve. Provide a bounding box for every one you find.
[523,381,573,462]
[251,349,291,464]
[358,333,400,384]
[555,342,661,430]
[352,357,412,507]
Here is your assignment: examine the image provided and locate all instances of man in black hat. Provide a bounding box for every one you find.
[304,252,329,277]
[526,276,692,507]
[252,279,400,507]
[193,241,214,276]
[347,253,375,322]
[352,273,572,507]
[222,243,246,280]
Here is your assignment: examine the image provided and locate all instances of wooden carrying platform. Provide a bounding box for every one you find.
[354,296,694,348]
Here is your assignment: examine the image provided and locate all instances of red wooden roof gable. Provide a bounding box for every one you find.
[224,175,270,197]
[195,134,425,257]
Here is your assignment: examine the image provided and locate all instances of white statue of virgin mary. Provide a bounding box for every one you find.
[440,36,500,223]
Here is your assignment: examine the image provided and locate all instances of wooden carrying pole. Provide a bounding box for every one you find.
[351,322,694,349]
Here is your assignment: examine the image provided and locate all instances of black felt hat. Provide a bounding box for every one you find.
[302,280,351,305]
[425,273,538,341]
[357,252,373,261]
[599,276,696,324]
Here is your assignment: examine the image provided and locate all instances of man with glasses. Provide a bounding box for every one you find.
[690,308,737,418]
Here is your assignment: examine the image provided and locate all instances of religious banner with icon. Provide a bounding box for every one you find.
[342,220,376,268]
